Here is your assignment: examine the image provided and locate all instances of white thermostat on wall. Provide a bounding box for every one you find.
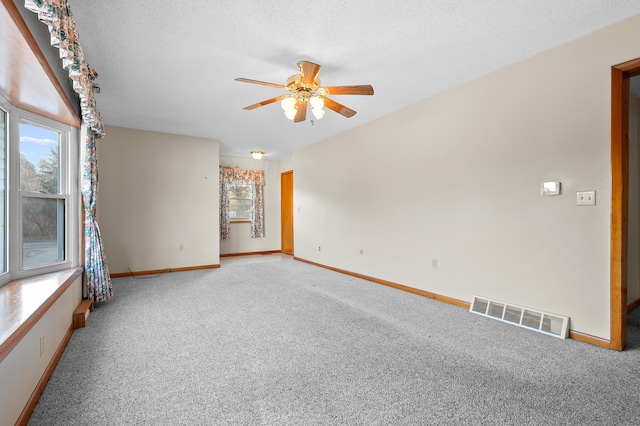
[541,182,561,196]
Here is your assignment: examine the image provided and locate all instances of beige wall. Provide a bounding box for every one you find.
[97,126,219,274]
[293,15,640,339]
[629,90,640,304]
[280,155,294,174]
[219,155,281,254]
[0,276,81,426]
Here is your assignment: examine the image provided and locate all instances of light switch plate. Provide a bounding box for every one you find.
[577,191,596,206]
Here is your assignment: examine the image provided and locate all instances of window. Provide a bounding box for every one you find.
[0,95,78,288]
[228,183,251,221]
[20,122,66,268]
[219,166,265,239]
[0,107,6,275]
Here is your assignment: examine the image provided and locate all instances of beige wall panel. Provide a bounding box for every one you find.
[219,155,281,254]
[97,126,220,274]
[294,15,640,339]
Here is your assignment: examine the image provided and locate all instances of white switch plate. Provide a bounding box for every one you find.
[577,191,596,206]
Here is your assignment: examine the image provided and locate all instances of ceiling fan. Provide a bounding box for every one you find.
[235,61,374,122]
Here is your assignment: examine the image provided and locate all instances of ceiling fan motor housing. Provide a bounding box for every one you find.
[286,75,321,102]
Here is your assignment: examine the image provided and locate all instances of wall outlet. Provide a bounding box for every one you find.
[39,336,45,357]
[318,246,321,252]
[432,258,438,269]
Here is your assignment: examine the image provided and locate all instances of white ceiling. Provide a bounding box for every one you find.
[69,1,640,159]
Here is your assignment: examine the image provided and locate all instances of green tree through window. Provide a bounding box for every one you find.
[228,183,251,220]
[19,122,64,268]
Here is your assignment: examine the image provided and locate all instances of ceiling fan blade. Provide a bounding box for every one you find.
[321,96,356,118]
[294,100,308,122]
[242,95,288,110]
[298,61,321,84]
[235,78,288,90]
[323,85,374,96]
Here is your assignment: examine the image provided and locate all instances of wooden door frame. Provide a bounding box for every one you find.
[611,58,640,351]
[281,170,294,255]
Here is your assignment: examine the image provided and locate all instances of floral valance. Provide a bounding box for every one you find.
[219,166,265,186]
[25,0,104,138]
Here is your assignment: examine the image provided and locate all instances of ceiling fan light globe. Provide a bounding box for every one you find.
[281,97,297,111]
[284,109,297,120]
[309,96,324,110]
[311,108,325,120]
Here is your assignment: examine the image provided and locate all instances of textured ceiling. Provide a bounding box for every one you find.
[69,1,640,159]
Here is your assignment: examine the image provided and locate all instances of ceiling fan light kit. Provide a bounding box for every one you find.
[251,151,264,160]
[236,61,374,123]
[311,107,325,120]
[281,96,297,111]
[281,94,326,121]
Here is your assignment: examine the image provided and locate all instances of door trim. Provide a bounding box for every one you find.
[610,58,640,351]
[281,170,294,255]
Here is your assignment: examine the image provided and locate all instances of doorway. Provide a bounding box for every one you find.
[281,170,294,255]
[611,58,640,351]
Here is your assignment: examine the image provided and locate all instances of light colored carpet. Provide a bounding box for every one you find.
[28,258,640,425]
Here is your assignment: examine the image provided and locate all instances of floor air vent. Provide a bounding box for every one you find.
[470,295,569,339]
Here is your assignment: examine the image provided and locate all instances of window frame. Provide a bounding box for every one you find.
[0,100,8,280]
[228,182,252,222]
[0,95,80,288]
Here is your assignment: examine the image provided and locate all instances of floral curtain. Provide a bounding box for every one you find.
[25,0,111,302]
[219,175,231,240]
[81,128,112,301]
[250,184,265,238]
[24,0,104,137]
[219,166,265,186]
[219,166,265,239]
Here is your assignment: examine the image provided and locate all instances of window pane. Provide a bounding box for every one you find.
[20,122,60,194]
[229,199,251,219]
[228,183,251,220]
[0,109,6,273]
[229,183,250,198]
[22,197,65,268]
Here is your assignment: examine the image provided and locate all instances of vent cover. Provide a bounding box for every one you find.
[470,295,569,339]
